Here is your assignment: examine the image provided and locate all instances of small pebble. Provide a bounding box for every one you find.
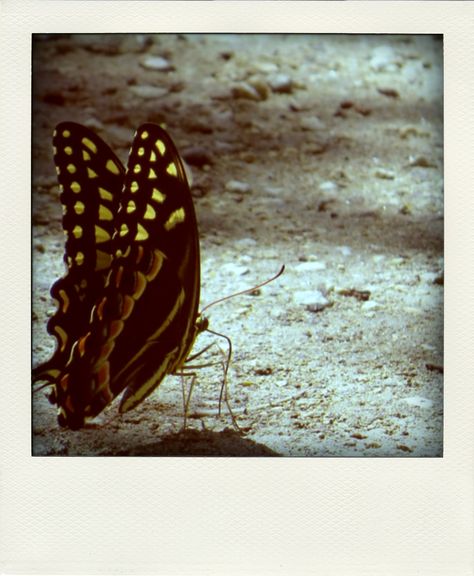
[231,82,263,101]
[140,55,174,72]
[319,181,337,192]
[369,46,401,72]
[255,61,278,74]
[268,73,293,94]
[374,168,396,180]
[249,79,270,100]
[300,116,326,131]
[129,85,169,99]
[225,180,251,194]
[295,261,326,272]
[403,397,434,409]
[361,300,380,311]
[409,156,437,168]
[377,87,400,98]
[294,290,328,305]
[337,246,352,256]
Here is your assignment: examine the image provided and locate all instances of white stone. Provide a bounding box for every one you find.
[225,180,251,194]
[294,290,329,307]
[129,85,169,99]
[140,56,173,71]
[403,397,434,409]
[295,261,326,272]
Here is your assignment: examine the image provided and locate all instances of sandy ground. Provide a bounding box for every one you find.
[32,34,443,456]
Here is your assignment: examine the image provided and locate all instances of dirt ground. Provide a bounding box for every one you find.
[32,34,443,457]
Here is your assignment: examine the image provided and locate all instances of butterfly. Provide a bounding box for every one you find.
[33,122,207,429]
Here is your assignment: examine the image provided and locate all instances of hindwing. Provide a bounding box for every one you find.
[33,122,124,386]
[33,123,202,429]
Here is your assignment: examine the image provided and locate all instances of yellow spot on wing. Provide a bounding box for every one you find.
[164,207,185,230]
[144,204,156,220]
[96,250,113,271]
[75,251,85,265]
[71,181,81,193]
[152,188,165,203]
[54,325,68,352]
[156,139,166,155]
[138,147,145,157]
[99,205,113,221]
[166,162,177,177]
[67,164,76,174]
[150,150,157,162]
[141,130,149,140]
[146,250,164,282]
[95,225,110,244]
[135,223,149,241]
[98,187,112,201]
[133,164,141,174]
[120,223,129,237]
[82,150,91,161]
[126,200,137,213]
[64,146,72,155]
[132,271,147,300]
[72,225,83,238]
[59,289,70,313]
[82,137,97,153]
[106,159,120,175]
[130,181,139,193]
[78,333,90,357]
[121,295,134,320]
[62,129,71,138]
[109,320,124,339]
[115,266,124,289]
[87,167,98,179]
[148,168,157,179]
[74,201,85,215]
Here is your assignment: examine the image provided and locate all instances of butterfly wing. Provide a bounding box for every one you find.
[45,124,201,428]
[33,122,124,386]
[109,124,201,413]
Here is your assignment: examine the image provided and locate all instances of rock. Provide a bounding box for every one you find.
[295,261,326,272]
[129,85,169,99]
[374,168,396,180]
[300,116,326,131]
[403,397,434,409]
[319,181,337,192]
[408,156,437,168]
[294,290,330,312]
[268,73,293,94]
[140,55,174,72]
[336,246,352,256]
[377,87,400,98]
[225,180,251,194]
[361,300,380,311]
[254,61,279,74]
[231,82,263,101]
[369,46,401,72]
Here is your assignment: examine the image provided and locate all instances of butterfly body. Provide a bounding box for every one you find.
[33,122,202,429]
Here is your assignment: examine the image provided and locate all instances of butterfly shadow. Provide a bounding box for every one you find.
[103,427,281,457]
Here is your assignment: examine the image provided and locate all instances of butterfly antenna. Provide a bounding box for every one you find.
[200,265,285,315]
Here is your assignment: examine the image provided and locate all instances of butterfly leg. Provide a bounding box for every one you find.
[179,370,197,431]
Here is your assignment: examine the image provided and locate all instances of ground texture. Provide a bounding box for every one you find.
[32,34,443,456]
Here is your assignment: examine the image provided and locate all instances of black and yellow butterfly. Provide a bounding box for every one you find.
[33,122,206,429]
